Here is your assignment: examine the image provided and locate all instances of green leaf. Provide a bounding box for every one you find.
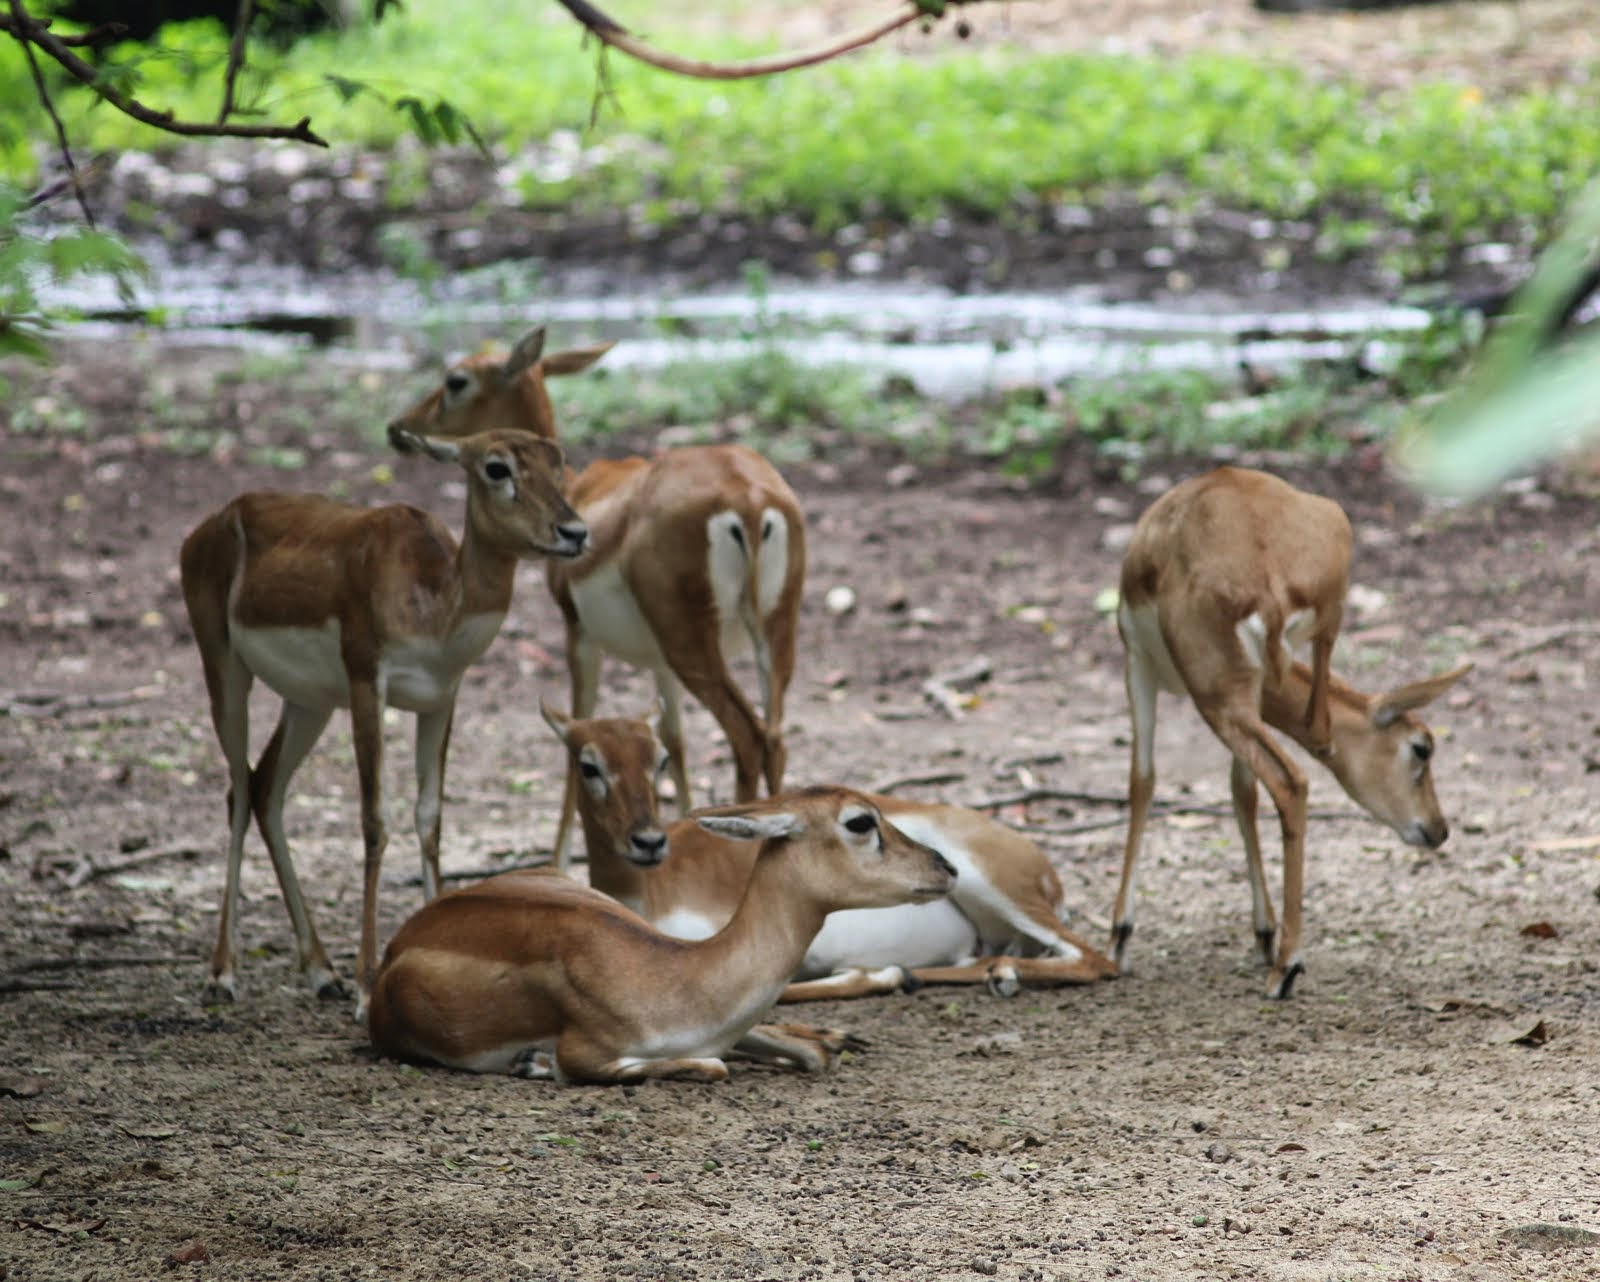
[324,74,373,105]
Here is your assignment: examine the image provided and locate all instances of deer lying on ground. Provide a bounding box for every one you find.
[384,328,806,872]
[180,428,586,1016]
[1111,465,1471,998]
[543,704,1117,998]
[365,788,957,1083]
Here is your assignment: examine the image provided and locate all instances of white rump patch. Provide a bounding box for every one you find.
[1118,602,1186,695]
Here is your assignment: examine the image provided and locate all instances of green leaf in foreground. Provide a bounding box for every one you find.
[1401,174,1600,495]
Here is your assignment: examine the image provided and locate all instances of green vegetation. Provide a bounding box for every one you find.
[3,3,1596,271]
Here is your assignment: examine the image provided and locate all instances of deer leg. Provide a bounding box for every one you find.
[657,639,766,804]
[1230,754,1277,966]
[777,967,910,1003]
[1205,714,1308,1000]
[204,652,254,1003]
[757,600,796,796]
[413,706,454,901]
[555,1034,730,1084]
[250,701,340,999]
[731,1022,856,1072]
[348,679,389,1021]
[1111,646,1161,972]
[655,672,692,816]
[551,627,600,873]
[1305,632,1335,757]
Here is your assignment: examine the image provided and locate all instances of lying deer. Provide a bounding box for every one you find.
[384,328,806,871]
[365,788,957,1083]
[543,704,1117,998]
[180,428,585,1015]
[1112,465,1471,998]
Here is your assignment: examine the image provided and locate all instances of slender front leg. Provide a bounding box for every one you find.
[1230,754,1277,966]
[1111,647,1160,972]
[251,701,340,998]
[348,678,389,1020]
[733,1022,858,1072]
[777,967,909,1003]
[413,704,455,901]
[551,625,601,872]
[1204,714,1308,999]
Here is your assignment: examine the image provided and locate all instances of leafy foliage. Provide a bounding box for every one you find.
[0,183,144,369]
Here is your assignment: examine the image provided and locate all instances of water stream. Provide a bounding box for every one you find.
[49,255,1436,399]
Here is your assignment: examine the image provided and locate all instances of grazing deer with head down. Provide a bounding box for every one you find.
[366,788,957,1083]
[1111,465,1471,998]
[385,327,805,871]
[543,704,1117,999]
[180,428,585,1016]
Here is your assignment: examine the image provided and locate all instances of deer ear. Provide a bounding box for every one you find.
[540,341,616,377]
[540,699,573,742]
[1371,663,1473,728]
[501,327,548,382]
[388,427,459,464]
[694,812,802,843]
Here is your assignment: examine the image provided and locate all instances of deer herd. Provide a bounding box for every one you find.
[179,326,1470,1085]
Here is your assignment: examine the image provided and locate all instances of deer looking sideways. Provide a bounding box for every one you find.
[385,327,805,871]
[543,704,1117,999]
[180,429,585,1016]
[1112,465,1471,999]
[366,789,957,1083]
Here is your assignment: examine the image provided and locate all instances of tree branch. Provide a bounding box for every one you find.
[219,0,256,124]
[9,0,93,227]
[553,0,969,81]
[0,5,328,147]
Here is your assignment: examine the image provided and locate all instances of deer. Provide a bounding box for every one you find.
[384,327,806,873]
[179,427,586,1018]
[542,704,1118,999]
[365,788,958,1083]
[1110,465,1472,999]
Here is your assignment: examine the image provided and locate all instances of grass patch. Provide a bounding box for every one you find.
[3,3,1596,271]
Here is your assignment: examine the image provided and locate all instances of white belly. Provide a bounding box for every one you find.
[231,619,349,709]
[569,560,669,669]
[800,899,978,976]
[230,613,502,713]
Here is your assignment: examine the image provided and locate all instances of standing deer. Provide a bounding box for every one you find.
[180,428,585,1016]
[366,788,957,1083]
[543,705,1117,998]
[385,327,805,871]
[1111,465,1470,998]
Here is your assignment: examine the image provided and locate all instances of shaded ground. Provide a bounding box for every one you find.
[3,342,1599,1280]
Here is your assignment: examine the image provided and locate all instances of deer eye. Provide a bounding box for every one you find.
[1412,739,1433,763]
[579,759,603,780]
[444,371,470,396]
[484,459,512,483]
[843,811,877,836]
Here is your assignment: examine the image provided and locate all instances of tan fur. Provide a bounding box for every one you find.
[544,708,1117,999]
[1111,466,1471,998]
[180,429,583,1015]
[366,789,957,1083]
[386,328,806,870]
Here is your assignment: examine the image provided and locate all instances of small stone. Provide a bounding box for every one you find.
[971,1258,998,1276]
[825,586,857,617]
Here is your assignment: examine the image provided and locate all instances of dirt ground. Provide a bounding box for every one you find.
[2,336,1598,1281]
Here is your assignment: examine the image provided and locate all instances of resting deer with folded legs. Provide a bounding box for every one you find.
[1111,465,1471,999]
[365,788,957,1083]
[544,704,1117,999]
[384,327,805,872]
[180,428,585,1017]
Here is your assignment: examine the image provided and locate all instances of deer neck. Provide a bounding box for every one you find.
[579,816,649,913]
[670,845,827,1009]
[453,518,521,624]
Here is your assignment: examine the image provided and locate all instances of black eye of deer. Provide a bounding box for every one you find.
[844,812,877,836]
[579,760,602,780]
[484,460,512,483]
[445,372,470,395]
[1413,740,1433,763]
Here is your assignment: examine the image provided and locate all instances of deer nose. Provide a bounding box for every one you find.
[629,828,668,865]
[558,521,589,553]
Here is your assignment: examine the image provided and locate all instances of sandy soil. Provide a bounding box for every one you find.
[2,337,1598,1281]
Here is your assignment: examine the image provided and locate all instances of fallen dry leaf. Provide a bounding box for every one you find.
[23,1120,66,1135]
[0,1075,47,1099]
[1510,1020,1550,1048]
[1520,921,1560,939]
[119,1123,178,1140]
[166,1239,210,1267]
